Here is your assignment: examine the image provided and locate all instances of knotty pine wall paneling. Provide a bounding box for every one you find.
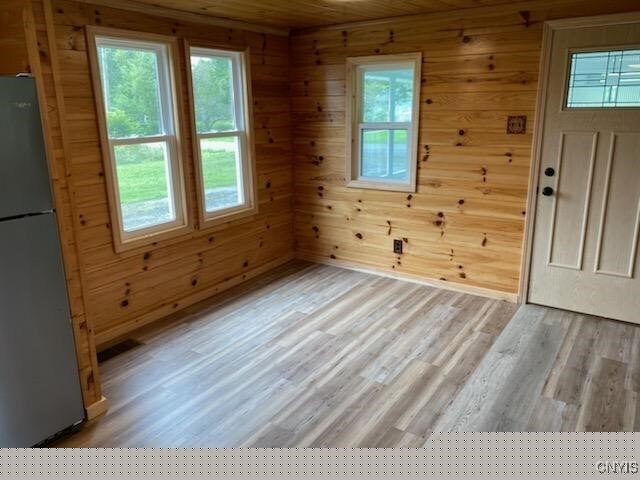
[0,0,33,75]
[290,0,640,298]
[44,0,294,347]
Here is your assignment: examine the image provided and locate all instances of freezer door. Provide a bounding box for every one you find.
[0,214,85,447]
[0,77,53,219]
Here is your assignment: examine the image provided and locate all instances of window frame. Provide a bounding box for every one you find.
[86,26,191,252]
[184,40,258,228]
[345,52,422,193]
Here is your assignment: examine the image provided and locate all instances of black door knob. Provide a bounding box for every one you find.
[544,167,555,177]
[542,186,554,196]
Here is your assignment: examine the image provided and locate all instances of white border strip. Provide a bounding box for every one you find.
[3,434,640,478]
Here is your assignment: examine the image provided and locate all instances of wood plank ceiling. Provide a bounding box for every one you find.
[110,0,520,29]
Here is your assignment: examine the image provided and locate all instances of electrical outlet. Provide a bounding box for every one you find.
[393,239,403,254]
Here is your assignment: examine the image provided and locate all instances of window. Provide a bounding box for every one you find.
[87,28,188,250]
[346,53,421,192]
[566,49,640,108]
[186,45,257,225]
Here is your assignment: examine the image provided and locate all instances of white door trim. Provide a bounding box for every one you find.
[519,11,640,304]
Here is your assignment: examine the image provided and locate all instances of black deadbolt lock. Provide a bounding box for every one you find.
[544,167,555,177]
[542,186,554,196]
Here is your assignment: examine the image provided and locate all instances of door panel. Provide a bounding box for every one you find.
[529,21,640,324]
[548,132,596,269]
[595,132,640,277]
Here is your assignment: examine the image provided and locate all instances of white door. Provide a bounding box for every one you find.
[529,20,640,323]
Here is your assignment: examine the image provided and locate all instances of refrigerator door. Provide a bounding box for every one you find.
[0,213,85,447]
[0,77,53,219]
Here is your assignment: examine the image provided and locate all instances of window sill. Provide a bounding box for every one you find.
[199,204,259,230]
[114,222,194,254]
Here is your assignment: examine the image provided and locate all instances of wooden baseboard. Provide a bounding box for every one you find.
[85,395,108,420]
[95,254,296,347]
[297,253,518,303]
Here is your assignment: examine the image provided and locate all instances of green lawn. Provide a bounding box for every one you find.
[115,144,237,204]
[361,129,408,179]
[113,131,405,206]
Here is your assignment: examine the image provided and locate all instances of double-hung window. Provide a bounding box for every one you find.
[346,53,422,192]
[88,28,188,251]
[186,45,257,226]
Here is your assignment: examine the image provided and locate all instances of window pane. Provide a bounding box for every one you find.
[97,45,164,138]
[200,136,243,212]
[113,142,175,232]
[360,129,409,181]
[362,67,414,122]
[191,54,236,133]
[567,49,640,107]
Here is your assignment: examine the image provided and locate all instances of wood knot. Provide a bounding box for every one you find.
[519,10,531,27]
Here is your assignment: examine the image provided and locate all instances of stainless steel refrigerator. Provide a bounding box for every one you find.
[0,76,85,447]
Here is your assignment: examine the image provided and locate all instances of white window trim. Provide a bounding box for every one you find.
[345,52,422,193]
[86,27,190,252]
[185,42,258,228]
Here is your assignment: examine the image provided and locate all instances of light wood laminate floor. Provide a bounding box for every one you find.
[58,261,640,446]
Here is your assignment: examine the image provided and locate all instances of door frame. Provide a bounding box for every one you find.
[519,11,640,304]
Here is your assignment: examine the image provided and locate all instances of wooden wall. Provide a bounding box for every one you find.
[290,0,640,298]
[39,0,294,348]
[0,0,30,74]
